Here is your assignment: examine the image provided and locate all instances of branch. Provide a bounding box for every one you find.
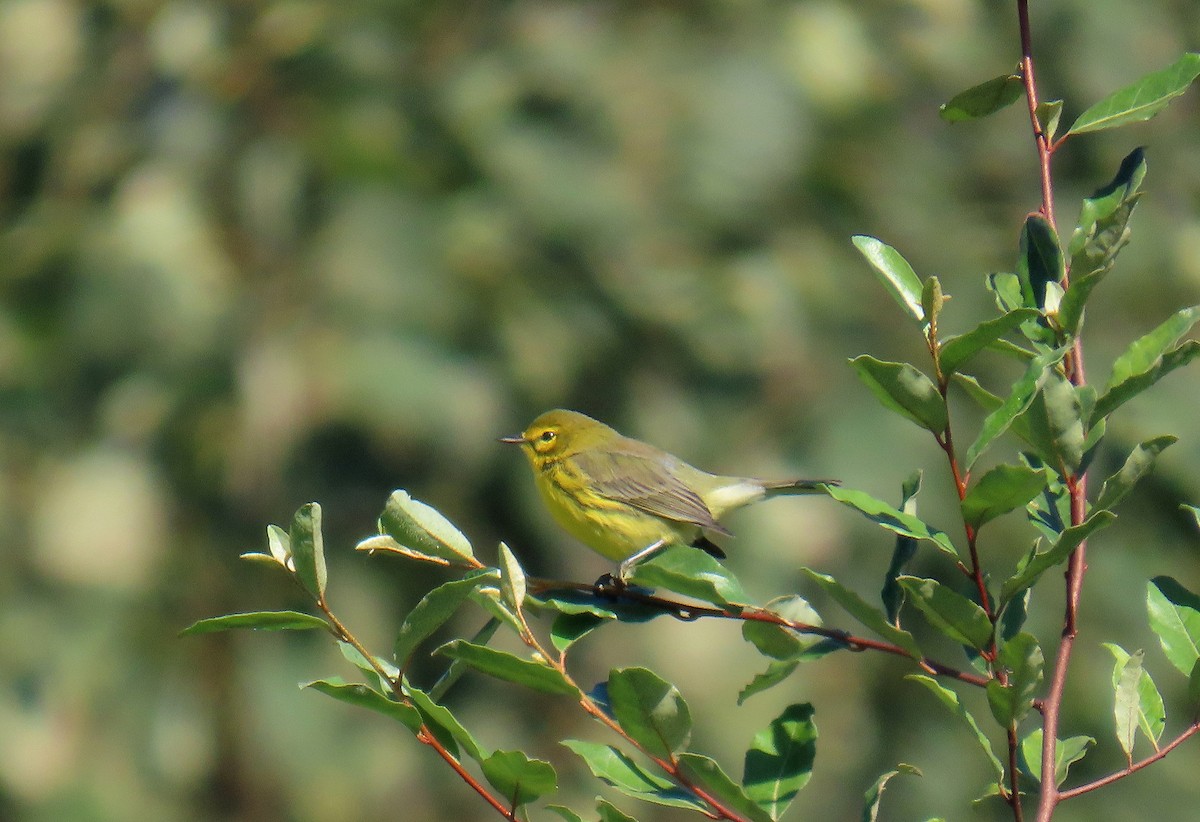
[528,578,992,689]
[1058,720,1200,801]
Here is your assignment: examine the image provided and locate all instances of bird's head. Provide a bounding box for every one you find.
[500,409,614,467]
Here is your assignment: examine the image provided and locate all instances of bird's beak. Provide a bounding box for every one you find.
[498,434,527,445]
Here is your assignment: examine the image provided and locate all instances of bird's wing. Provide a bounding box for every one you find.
[570,448,731,535]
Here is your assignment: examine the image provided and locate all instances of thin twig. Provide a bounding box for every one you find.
[1057,721,1200,801]
[528,578,992,688]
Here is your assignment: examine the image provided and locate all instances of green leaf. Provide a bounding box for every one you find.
[1019,729,1094,787]
[1109,306,1200,390]
[739,661,801,705]
[545,805,586,822]
[677,753,774,822]
[497,542,526,613]
[1092,340,1200,424]
[179,610,331,636]
[1000,512,1115,605]
[304,678,422,732]
[862,764,922,822]
[1020,371,1085,474]
[1060,149,1146,334]
[289,503,327,599]
[849,355,947,433]
[561,740,704,811]
[1103,644,1165,756]
[379,489,475,564]
[742,595,823,661]
[938,309,1040,375]
[1037,100,1064,142]
[480,749,557,808]
[851,236,925,323]
[404,681,486,762]
[939,73,1024,122]
[907,675,1004,782]
[803,568,922,659]
[1094,435,1177,511]
[266,523,291,565]
[986,632,1043,726]
[966,347,1065,468]
[987,271,1025,314]
[629,545,748,606]
[551,612,611,653]
[436,640,578,696]
[961,463,1046,529]
[608,667,692,760]
[825,484,958,558]
[1017,214,1064,311]
[881,472,922,625]
[1067,53,1200,135]
[596,800,639,822]
[1147,576,1200,675]
[393,571,495,666]
[743,703,817,821]
[897,577,993,651]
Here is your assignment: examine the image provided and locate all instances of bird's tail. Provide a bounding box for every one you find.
[761,478,839,497]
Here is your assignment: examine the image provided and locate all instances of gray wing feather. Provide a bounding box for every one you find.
[571,448,731,535]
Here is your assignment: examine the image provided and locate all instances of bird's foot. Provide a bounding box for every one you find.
[592,573,626,598]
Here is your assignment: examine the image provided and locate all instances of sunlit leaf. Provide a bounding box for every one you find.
[1018,729,1094,787]
[966,347,1065,468]
[743,703,817,820]
[986,632,1043,726]
[961,463,1046,529]
[939,73,1024,122]
[304,678,422,732]
[1067,53,1200,135]
[897,577,993,650]
[379,489,475,564]
[179,610,331,636]
[1104,644,1165,756]
[803,568,921,659]
[1000,512,1115,605]
[289,503,326,599]
[852,236,925,323]
[825,485,957,558]
[1020,370,1085,474]
[630,545,748,606]
[394,571,496,665]
[608,667,692,760]
[849,355,947,433]
[436,640,577,695]
[561,739,704,812]
[1146,576,1200,675]
[1094,435,1176,511]
[938,309,1039,375]
[480,750,557,808]
[1092,341,1200,424]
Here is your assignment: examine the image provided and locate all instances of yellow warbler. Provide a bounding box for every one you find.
[501,409,835,578]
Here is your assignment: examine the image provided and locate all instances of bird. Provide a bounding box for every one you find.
[501,409,835,580]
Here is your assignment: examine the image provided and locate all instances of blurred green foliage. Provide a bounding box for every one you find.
[1,0,1198,820]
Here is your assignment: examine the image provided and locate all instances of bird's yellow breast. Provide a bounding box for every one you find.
[533,459,697,560]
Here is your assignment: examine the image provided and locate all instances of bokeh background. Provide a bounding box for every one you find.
[2,0,1199,820]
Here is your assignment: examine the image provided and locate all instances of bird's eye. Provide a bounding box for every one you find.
[539,430,556,443]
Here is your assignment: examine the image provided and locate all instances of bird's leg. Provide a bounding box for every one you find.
[617,538,670,583]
